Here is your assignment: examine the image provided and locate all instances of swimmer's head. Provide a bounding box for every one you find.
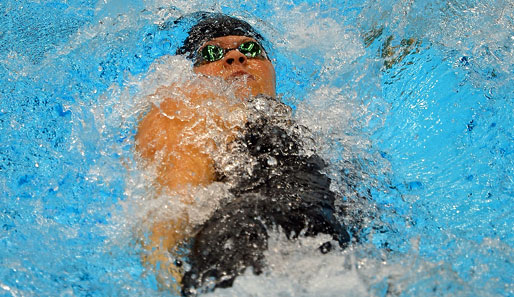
[177,13,276,98]
[176,12,266,60]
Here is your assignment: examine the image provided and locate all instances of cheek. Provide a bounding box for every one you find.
[256,63,275,87]
[269,66,276,84]
[194,63,223,76]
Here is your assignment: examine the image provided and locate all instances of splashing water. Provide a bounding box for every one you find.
[1,0,513,296]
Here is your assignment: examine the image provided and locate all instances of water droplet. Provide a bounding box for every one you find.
[267,156,277,166]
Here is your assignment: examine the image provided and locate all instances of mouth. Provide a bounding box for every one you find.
[227,71,255,81]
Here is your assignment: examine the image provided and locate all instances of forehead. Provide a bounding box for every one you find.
[201,35,256,48]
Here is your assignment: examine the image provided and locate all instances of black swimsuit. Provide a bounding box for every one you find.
[181,96,351,295]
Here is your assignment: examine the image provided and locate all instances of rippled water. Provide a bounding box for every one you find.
[1,0,513,296]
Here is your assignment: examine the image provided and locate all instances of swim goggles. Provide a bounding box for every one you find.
[194,41,267,66]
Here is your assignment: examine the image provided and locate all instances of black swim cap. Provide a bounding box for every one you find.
[176,12,265,60]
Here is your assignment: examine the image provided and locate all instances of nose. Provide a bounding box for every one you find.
[224,49,247,66]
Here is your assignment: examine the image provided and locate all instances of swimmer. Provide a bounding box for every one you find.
[135,12,351,295]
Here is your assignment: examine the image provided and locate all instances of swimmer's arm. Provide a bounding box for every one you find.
[136,90,218,289]
[135,84,244,289]
[142,216,190,291]
[135,83,243,191]
[135,96,217,191]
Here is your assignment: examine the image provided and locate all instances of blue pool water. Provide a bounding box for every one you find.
[1,0,513,296]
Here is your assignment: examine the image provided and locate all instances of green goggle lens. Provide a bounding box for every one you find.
[201,45,225,62]
[199,41,264,63]
[239,41,261,58]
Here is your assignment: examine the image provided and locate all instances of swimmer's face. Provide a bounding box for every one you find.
[193,35,276,98]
